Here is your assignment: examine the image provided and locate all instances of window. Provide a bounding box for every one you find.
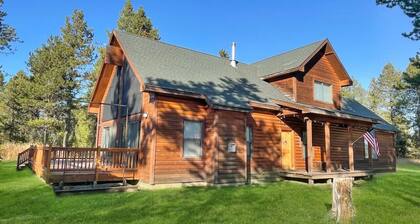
[246,126,253,158]
[364,139,369,159]
[183,121,203,158]
[127,121,140,148]
[364,139,378,160]
[301,131,307,159]
[102,127,110,148]
[314,81,333,103]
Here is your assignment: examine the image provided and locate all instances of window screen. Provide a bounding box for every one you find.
[183,121,203,158]
[314,81,333,103]
[127,121,140,148]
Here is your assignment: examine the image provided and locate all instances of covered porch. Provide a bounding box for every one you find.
[278,103,378,183]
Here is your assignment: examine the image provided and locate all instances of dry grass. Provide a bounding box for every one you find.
[0,143,31,161]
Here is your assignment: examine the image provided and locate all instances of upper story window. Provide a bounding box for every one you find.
[314,81,333,104]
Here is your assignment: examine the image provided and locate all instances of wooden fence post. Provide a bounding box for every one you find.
[331,177,355,223]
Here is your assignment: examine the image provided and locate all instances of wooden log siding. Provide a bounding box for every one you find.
[139,91,157,184]
[373,131,396,171]
[330,125,350,170]
[249,111,283,175]
[215,110,246,183]
[154,96,209,184]
[297,55,342,110]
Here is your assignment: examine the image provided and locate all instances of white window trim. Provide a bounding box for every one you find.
[314,81,333,104]
[182,120,203,159]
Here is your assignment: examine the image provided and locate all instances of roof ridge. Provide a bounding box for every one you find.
[114,30,245,65]
[251,39,327,65]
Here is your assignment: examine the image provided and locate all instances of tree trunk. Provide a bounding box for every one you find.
[331,177,355,223]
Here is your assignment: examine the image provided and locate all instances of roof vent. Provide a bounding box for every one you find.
[230,42,237,68]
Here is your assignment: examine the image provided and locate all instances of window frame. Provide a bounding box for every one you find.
[182,120,204,159]
[364,139,369,160]
[313,80,333,104]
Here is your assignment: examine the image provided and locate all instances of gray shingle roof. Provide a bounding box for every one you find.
[341,98,397,132]
[252,40,325,78]
[115,30,291,110]
[114,30,396,132]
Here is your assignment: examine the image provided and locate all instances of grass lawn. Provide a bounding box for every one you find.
[1,161,419,224]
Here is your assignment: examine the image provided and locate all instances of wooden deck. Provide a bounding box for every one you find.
[251,169,374,184]
[17,146,141,185]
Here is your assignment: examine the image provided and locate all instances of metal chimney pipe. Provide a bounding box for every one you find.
[230,42,237,68]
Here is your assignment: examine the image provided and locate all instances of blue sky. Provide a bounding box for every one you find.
[0,0,418,88]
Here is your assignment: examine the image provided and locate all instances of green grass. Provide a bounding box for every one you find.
[0,161,419,224]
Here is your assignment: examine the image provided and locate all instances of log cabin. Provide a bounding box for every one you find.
[87,30,396,185]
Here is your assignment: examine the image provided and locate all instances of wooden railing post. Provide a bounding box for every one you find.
[94,147,100,186]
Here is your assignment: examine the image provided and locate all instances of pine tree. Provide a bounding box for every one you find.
[0,0,20,54]
[368,63,411,156]
[0,71,33,142]
[402,57,420,154]
[340,76,368,106]
[27,10,95,146]
[376,0,419,40]
[60,10,95,146]
[219,49,229,59]
[117,0,160,40]
[0,68,4,87]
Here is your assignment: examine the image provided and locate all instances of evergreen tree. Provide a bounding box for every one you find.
[0,69,4,87]
[0,71,33,142]
[376,0,419,40]
[219,49,229,59]
[368,63,411,156]
[340,76,368,106]
[402,57,420,154]
[27,10,95,146]
[0,0,19,54]
[117,0,160,40]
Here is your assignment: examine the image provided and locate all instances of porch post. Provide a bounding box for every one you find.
[348,126,354,171]
[325,122,331,172]
[306,117,313,174]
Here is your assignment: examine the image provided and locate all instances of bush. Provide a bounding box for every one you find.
[0,143,31,161]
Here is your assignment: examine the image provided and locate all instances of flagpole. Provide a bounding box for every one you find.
[351,133,365,145]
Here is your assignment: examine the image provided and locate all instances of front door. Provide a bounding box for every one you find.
[281,131,293,170]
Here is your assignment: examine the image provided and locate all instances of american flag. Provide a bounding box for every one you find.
[363,129,380,157]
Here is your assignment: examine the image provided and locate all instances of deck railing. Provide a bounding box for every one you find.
[17,146,140,184]
[16,146,34,169]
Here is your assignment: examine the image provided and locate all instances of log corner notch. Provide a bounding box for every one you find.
[105,45,124,66]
